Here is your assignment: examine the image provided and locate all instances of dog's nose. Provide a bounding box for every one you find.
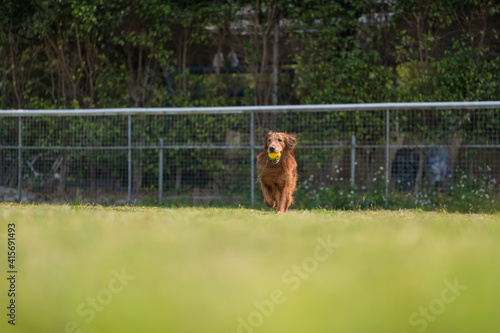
[270,146,276,152]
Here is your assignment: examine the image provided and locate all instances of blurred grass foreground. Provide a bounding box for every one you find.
[1,203,499,333]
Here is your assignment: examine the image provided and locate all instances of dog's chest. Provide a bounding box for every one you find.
[261,167,287,186]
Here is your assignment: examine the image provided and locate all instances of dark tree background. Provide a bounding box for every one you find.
[2,0,500,109]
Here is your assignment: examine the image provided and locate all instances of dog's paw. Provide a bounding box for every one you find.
[264,199,275,208]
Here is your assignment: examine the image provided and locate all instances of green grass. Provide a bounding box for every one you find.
[1,203,499,333]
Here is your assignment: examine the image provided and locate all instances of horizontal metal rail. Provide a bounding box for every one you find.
[0,145,254,150]
[1,144,498,150]
[1,101,500,117]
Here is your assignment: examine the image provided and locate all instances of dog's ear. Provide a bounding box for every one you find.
[285,133,297,152]
[263,131,273,150]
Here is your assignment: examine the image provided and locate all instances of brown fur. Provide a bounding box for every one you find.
[256,131,298,213]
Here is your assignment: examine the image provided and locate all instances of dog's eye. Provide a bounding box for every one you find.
[278,139,282,142]
[268,139,271,142]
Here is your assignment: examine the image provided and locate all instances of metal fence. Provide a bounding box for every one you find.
[1,102,499,210]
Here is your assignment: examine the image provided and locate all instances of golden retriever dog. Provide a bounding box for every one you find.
[256,131,298,213]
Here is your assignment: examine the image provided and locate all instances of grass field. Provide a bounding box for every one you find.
[1,203,499,333]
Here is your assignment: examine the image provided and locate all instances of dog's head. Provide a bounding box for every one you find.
[263,131,297,163]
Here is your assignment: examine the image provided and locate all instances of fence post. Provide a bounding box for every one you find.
[385,109,390,208]
[127,115,132,204]
[350,135,356,187]
[158,138,163,202]
[250,112,255,206]
[18,116,22,202]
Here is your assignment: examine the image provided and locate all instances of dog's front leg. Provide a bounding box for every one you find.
[276,188,290,214]
[261,184,275,208]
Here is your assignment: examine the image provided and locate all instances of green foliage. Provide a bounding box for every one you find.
[295,164,498,213]
[2,0,500,109]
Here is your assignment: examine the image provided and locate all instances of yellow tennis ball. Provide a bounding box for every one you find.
[268,152,281,160]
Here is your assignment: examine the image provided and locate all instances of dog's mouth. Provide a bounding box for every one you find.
[268,150,281,164]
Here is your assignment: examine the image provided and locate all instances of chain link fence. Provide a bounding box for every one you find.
[1,103,499,211]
